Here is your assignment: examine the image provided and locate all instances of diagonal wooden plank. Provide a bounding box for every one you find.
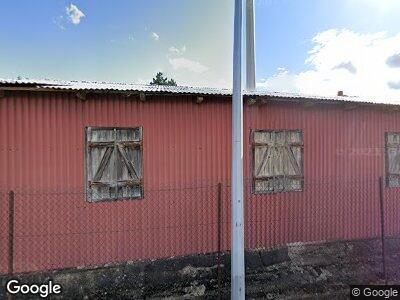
[284,146,301,175]
[389,152,400,174]
[93,146,114,181]
[256,146,271,177]
[117,144,140,180]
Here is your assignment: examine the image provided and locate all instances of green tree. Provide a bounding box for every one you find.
[150,72,177,86]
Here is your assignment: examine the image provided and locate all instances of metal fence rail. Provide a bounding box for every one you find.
[0,177,399,280]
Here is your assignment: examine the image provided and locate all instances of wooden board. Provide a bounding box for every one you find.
[85,127,143,201]
[252,130,303,193]
[386,132,400,187]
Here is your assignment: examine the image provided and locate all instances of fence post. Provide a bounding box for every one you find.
[8,190,14,275]
[217,183,222,299]
[379,177,387,284]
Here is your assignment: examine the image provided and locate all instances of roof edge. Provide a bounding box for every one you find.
[1,78,400,107]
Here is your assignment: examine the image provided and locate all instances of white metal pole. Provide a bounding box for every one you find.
[232,0,245,299]
[245,0,256,91]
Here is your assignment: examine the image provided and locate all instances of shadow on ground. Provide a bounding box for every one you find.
[2,237,400,299]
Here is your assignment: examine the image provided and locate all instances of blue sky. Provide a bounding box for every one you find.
[1,0,400,98]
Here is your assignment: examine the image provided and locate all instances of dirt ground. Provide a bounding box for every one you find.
[2,238,400,299]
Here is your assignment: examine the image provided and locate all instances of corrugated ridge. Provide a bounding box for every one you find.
[2,77,400,105]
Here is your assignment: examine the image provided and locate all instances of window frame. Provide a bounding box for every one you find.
[385,132,400,188]
[250,129,304,195]
[84,126,144,202]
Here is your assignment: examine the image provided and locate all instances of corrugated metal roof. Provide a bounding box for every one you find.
[247,90,399,105]
[1,78,400,106]
[0,78,232,95]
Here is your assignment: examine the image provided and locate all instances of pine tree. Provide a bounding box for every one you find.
[150,72,177,86]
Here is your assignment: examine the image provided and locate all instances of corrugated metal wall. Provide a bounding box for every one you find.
[1,91,400,273]
[0,92,232,189]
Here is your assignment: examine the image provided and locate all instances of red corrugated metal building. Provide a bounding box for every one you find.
[1,79,400,274]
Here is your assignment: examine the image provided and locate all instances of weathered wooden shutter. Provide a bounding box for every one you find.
[86,127,143,201]
[252,130,303,193]
[386,132,400,187]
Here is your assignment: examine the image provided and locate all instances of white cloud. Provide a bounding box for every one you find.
[169,46,186,55]
[65,4,85,25]
[169,47,179,54]
[333,61,357,74]
[53,16,66,30]
[258,29,400,99]
[257,68,300,93]
[169,57,209,73]
[388,81,400,89]
[151,32,160,41]
[387,53,400,68]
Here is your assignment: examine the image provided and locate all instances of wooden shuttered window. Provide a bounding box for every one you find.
[386,132,400,187]
[85,127,143,202]
[252,130,304,194]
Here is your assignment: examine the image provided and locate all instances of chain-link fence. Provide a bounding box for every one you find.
[1,177,399,289]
